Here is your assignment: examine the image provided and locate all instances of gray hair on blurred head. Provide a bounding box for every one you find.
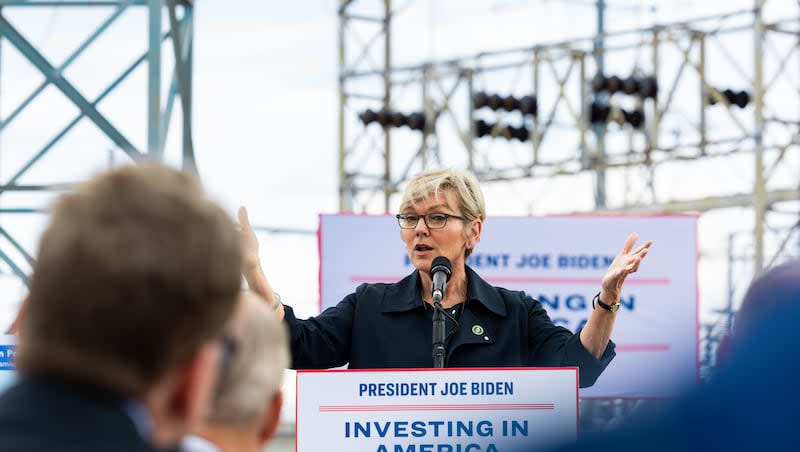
[208,291,289,427]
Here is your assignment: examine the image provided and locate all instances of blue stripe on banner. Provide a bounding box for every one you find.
[0,345,16,370]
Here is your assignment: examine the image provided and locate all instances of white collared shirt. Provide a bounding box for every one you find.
[181,434,222,452]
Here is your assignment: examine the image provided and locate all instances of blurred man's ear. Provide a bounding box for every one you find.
[716,333,734,371]
[258,391,283,447]
[170,343,222,430]
[145,342,221,448]
[6,296,27,334]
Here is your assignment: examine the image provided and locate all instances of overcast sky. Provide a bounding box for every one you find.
[0,0,798,420]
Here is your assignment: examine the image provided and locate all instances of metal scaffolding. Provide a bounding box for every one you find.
[338,0,800,278]
[0,0,195,285]
[339,1,800,390]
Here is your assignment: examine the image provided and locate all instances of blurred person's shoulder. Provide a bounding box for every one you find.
[0,376,157,452]
[540,295,800,452]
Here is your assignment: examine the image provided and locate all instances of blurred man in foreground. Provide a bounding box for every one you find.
[0,165,243,452]
[549,259,800,452]
[183,291,289,452]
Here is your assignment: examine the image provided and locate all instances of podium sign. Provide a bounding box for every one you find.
[297,368,578,452]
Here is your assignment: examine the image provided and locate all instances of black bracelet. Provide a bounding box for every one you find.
[592,292,620,312]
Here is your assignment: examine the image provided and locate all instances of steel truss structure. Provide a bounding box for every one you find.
[338,0,800,277]
[339,1,800,389]
[0,0,194,285]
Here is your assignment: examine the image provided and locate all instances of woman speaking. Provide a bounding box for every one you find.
[239,168,651,387]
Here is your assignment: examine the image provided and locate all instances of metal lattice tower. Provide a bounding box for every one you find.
[338,0,800,279]
[0,0,195,286]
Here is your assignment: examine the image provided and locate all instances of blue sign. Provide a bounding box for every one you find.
[0,345,16,370]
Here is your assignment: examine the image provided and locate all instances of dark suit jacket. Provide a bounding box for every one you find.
[285,266,615,387]
[0,375,158,452]
[541,290,800,452]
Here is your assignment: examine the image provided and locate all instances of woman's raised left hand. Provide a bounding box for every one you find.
[600,232,653,303]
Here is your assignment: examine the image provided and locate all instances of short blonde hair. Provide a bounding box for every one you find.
[399,168,486,257]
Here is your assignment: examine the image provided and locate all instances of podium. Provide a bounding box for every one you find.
[296,367,578,451]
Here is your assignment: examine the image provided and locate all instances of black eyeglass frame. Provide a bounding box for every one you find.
[215,334,238,385]
[395,213,466,229]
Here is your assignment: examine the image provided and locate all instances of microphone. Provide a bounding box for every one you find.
[430,256,452,304]
[430,256,451,368]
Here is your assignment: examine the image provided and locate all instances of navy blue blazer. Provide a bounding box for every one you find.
[0,375,159,452]
[284,266,615,387]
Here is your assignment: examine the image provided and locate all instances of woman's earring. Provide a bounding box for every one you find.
[466,240,473,249]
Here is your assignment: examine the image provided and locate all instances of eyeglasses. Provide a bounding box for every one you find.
[216,334,238,383]
[396,213,465,229]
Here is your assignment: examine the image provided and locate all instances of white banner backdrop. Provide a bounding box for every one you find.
[318,214,698,398]
[297,368,578,452]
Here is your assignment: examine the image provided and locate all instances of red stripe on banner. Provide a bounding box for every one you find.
[485,277,670,285]
[319,403,554,412]
[616,344,671,352]
[349,276,402,283]
[350,276,670,285]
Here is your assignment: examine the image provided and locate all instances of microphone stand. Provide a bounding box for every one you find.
[432,291,446,368]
